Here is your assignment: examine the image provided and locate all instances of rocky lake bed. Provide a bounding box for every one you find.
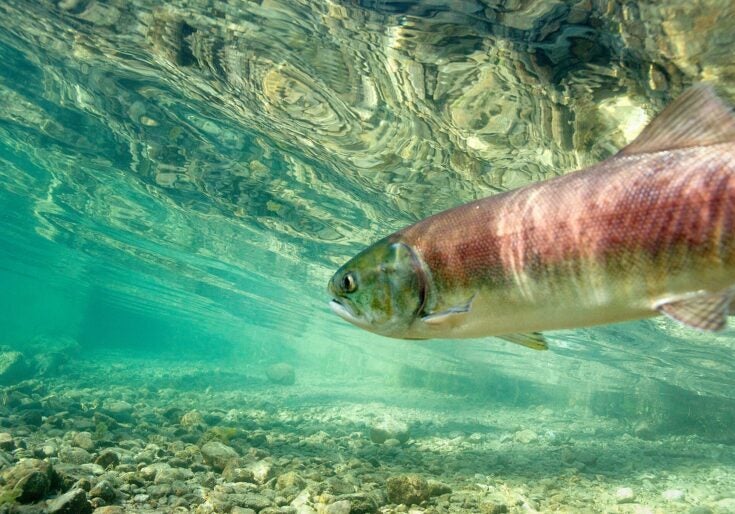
[0,347,734,514]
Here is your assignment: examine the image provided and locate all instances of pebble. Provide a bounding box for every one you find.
[370,417,410,444]
[181,410,206,428]
[616,487,636,503]
[92,507,126,514]
[662,489,685,502]
[0,432,15,451]
[94,449,120,469]
[201,441,239,471]
[513,429,538,444]
[89,480,116,502]
[59,446,93,464]
[249,459,274,484]
[276,470,306,490]
[46,488,93,514]
[387,474,431,505]
[324,499,351,514]
[223,460,257,483]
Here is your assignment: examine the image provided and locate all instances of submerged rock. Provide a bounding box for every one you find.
[92,507,126,514]
[386,474,430,506]
[1,458,57,503]
[513,429,538,444]
[89,479,116,503]
[59,446,93,465]
[662,489,686,502]
[0,432,15,451]
[248,459,274,485]
[94,450,120,469]
[369,418,410,444]
[200,441,239,471]
[265,363,295,385]
[324,499,351,514]
[181,410,206,428]
[615,487,636,504]
[276,471,306,491]
[101,401,134,423]
[46,487,93,514]
[0,351,31,386]
[222,460,256,483]
[71,431,96,452]
[337,492,383,514]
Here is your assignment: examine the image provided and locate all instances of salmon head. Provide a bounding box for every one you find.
[327,237,428,337]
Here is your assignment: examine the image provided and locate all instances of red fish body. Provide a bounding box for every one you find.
[328,86,735,348]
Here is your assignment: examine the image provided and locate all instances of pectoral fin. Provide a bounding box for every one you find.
[497,333,549,351]
[421,295,475,328]
[656,290,733,331]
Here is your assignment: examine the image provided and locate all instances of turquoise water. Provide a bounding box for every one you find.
[1,1,735,512]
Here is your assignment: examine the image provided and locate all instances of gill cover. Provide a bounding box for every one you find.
[328,240,428,337]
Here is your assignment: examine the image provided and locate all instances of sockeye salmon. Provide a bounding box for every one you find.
[327,85,735,350]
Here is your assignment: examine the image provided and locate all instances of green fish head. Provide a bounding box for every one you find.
[328,239,427,337]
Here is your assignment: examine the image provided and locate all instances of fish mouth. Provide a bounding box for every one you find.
[329,298,366,327]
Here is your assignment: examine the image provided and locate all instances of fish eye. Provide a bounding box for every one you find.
[341,272,357,293]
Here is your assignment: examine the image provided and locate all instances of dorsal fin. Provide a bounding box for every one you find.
[620,85,735,155]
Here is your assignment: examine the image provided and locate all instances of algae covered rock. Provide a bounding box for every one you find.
[0,433,15,451]
[200,441,239,471]
[337,492,383,514]
[89,479,116,503]
[1,458,57,503]
[275,470,305,491]
[0,351,31,386]
[265,362,295,385]
[386,474,431,506]
[181,410,206,428]
[222,460,256,483]
[93,450,120,469]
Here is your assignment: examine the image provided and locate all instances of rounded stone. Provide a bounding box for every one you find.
[46,487,92,514]
[94,450,120,469]
[59,446,93,465]
[181,410,206,428]
[90,480,116,502]
[370,418,410,444]
[0,432,15,451]
[1,458,54,503]
[72,432,96,452]
[200,441,239,471]
[615,487,635,504]
[386,474,430,506]
[222,461,256,483]
[276,471,306,491]
[662,489,686,502]
[513,429,538,444]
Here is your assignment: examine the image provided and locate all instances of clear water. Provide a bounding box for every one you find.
[1,0,735,511]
